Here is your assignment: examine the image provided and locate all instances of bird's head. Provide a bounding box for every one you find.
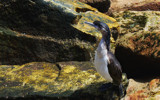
[85,20,110,37]
[85,20,111,50]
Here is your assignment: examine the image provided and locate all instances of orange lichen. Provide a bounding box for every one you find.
[149,79,159,90]
[128,90,148,100]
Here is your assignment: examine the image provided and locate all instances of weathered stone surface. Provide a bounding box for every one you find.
[0,61,127,100]
[114,11,160,78]
[78,0,111,13]
[128,2,160,11]
[114,11,160,35]
[108,0,160,15]
[123,78,160,100]
[0,0,119,65]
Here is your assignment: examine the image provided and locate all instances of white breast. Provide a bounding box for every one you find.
[94,39,113,82]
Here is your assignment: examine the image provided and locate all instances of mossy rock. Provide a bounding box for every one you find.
[113,11,160,78]
[115,30,160,79]
[114,11,160,36]
[0,0,119,64]
[0,61,127,100]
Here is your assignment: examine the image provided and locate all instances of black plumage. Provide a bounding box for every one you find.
[107,51,122,85]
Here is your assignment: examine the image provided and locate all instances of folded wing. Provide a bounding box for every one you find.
[107,51,122,85]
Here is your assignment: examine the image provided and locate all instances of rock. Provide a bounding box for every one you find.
[149,79,160,93]
[0,0,119,64]
[0,61,128,100]
[108,0,160,15]
[114,11,160,78]
[128,2,160,11]
[78,0,111,13]
[114,11,160,35]
[123,78,160,100]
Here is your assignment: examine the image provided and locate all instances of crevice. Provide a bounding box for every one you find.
[75,8,94,13]
[115,46,160,80]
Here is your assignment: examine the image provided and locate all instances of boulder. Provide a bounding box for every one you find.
[124,78,160,100]
[0,61,127,100]
[0,0,119,65]
[114,11,160,78]
[78,0,111,13]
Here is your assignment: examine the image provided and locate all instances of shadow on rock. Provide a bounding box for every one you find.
[0,82,124,100]
[0,0,97,65]
[115,46,160,81]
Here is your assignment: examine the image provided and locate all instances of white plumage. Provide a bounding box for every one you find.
[94,38,113,82]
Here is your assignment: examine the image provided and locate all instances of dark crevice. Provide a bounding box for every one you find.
[111,27,119,41]
[115,46,160,80]
[86,1,110,13]
[75,8,94,13]
[55,63,61,81]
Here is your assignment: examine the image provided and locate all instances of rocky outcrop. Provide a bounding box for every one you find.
[0,0,119,65]
[114,11,160,78]
[0,0,125,99]
[78,0,111,13]
[0,61,128,100]
[108,0,160,15]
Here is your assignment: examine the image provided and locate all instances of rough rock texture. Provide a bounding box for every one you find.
[114,11,160,78]
[123,78,160,100]
[108,0,160,15]
[0,0,119,65]
[114,11,160,35]
[128,2,160,11]
[0,61,127,100]
[78,0,111,13]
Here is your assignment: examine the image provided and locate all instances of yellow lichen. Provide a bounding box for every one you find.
[73,11,119,39]
[63,66,76,73]
[0,62,106,97]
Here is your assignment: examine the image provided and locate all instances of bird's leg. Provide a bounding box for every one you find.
[99,82,113,92]
[112,84,124,98]
[118,84,124,97]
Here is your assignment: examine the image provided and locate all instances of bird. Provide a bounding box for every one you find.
[85,20,123,96]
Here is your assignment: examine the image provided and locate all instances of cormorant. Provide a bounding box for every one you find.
[85,21,123,96]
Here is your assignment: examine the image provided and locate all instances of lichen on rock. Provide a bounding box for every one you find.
[0,61,129,99]
[124,78,160,100]
[0,62,106,98]
[114,11,160,36]
[114,11,160,79]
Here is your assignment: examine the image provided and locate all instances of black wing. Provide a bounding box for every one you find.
[107,51,122,85]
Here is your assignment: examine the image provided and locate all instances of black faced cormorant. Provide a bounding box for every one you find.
[85,21,123,96]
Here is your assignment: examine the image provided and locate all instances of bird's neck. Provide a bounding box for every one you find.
[99,30,110,51]
[97,37,110,51]
[102,34,110,51]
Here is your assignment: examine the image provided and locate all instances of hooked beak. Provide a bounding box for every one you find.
[84,21,98,29]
